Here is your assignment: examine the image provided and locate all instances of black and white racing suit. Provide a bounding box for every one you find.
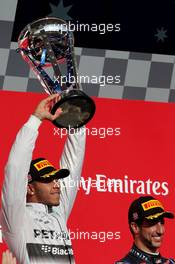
[1,115,86,264]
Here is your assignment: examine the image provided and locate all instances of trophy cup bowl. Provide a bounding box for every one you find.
[17,17,96,128]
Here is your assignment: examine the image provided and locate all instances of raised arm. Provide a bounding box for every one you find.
[59,127,86,220]
[1,94,62,233]
[1,115,41,233]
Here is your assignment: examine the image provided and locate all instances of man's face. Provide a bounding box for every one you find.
[133,218,165,253]
[29,179,61,206]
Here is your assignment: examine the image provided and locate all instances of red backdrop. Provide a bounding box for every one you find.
[0,90,175,263]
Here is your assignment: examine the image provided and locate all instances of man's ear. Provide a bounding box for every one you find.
[130,222,140,235]
[27,183,35,196]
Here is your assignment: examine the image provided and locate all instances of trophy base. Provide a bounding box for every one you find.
[51,89,96,129]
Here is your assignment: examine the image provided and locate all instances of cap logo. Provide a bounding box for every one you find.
[146,212,165,220]
[141,199,164,211]
[34,160,53,171]
[40,170,59,179]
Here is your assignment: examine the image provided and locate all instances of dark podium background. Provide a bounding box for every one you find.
[12,0,175,55]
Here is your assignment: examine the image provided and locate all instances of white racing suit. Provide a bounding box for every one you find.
[1,115,86,264]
